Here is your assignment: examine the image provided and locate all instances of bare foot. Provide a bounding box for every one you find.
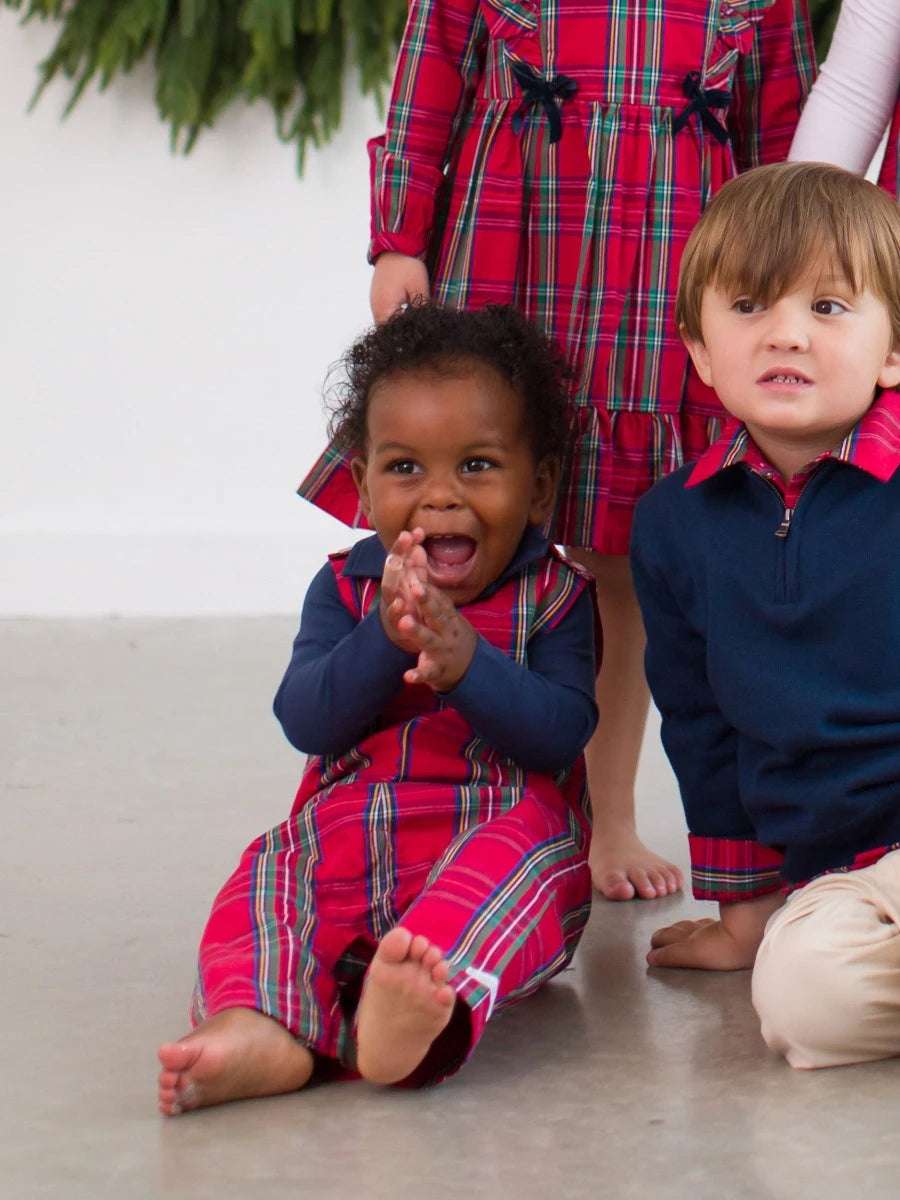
[355,926,456,1085]
[157,1007,314,1116]
[589,827,684,901]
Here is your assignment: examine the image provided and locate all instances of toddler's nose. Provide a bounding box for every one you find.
[764,301,810,352]
[421,474,463,511]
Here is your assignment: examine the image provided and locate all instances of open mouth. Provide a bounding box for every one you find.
[423,534,477,585]
[759,370,812,386]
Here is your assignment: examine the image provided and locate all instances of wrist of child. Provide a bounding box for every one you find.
[431,641,478,694]
[719,893,782,959]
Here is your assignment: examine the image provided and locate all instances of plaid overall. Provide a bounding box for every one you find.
[192,547,594,1084]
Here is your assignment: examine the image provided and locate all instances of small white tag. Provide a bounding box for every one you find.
[461,965,500,1020]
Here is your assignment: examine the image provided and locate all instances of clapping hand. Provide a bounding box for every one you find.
[379,528,478,691]
[379,529,429,654]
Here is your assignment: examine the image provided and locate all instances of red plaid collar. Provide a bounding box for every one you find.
[687,389,900,488]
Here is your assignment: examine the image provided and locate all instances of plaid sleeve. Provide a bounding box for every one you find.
[877,102,900,198]
[689,835,784,902]
[729,0,817,173]
[368,0,487,263]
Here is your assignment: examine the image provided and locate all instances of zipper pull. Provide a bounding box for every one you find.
[774,507,793,538]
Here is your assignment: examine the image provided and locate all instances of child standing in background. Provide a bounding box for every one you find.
[300,0,815,901]
[157,304,598,1113]
[789,0,900,195]
[633,162,900,1068]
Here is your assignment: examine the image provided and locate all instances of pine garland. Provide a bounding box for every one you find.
[808,0,839,59]
[2,0,408,169]
[4,1,842,169]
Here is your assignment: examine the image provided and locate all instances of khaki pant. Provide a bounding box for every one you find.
[752,849,900,1069]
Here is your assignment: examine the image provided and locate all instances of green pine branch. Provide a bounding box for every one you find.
[807,0,840,60]
[3,0,407,170]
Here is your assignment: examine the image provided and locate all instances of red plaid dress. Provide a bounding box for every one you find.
[300,0,815,554]
[192,547,593,1086]
[879,97,900,197]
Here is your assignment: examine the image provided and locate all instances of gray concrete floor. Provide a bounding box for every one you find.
[3,617,899,1199]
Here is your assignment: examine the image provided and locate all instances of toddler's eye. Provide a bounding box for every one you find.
[461,457,494,474]
[812,299,847,316]
[387,459,420,475]
[733,298,763,314]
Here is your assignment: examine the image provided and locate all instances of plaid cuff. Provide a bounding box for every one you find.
[368,232,430,265]
[368,136,439,264]
[689,834,784,902]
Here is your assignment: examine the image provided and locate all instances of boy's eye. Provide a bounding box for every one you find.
[461,457,495,474]
[387,459,421,475]
[733,298,763,314]
[812,299,847,316]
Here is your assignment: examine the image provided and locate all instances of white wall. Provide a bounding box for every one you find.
[1,16,380,615]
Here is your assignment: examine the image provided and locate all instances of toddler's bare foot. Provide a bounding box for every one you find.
[356,926,456,1085]
[589,825,683,901]
[157,1007,314,1116]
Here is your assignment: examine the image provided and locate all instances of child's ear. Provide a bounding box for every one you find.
[350,456,372,520]
[529,455,560,524]
[877,346,900,392]
[681,324,714,387]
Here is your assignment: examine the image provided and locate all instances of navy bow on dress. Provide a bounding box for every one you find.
[511,61,578,144]
[671,71,732,145]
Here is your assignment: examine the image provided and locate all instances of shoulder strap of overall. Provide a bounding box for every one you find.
[327,548,380,621]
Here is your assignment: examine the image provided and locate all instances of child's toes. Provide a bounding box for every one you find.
[377,926,414,965]
[408,933,432,963]
[421,941,446,971]
[429,956,451,987]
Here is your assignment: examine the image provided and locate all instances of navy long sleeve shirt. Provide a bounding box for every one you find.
[274,527,599,777]
[631,390,900,897]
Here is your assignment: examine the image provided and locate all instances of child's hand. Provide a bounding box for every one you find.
[370,253,431,324]
[647,918,752,970]
[379,530,428,652]
[399,578,478,693]
[647,894,783,971]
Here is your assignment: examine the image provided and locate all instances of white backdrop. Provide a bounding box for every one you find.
[1,16,379,615]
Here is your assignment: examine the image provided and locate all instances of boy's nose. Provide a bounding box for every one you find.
[764,303,810,351]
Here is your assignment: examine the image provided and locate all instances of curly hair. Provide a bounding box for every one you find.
[327,301,574,462]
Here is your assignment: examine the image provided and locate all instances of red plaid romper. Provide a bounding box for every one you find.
[300,0,815,554]
[192,547,594,1085]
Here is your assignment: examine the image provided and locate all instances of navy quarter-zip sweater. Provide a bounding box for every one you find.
[631,390,900,899]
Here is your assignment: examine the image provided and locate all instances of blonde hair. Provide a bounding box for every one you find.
[676,162,900,346]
